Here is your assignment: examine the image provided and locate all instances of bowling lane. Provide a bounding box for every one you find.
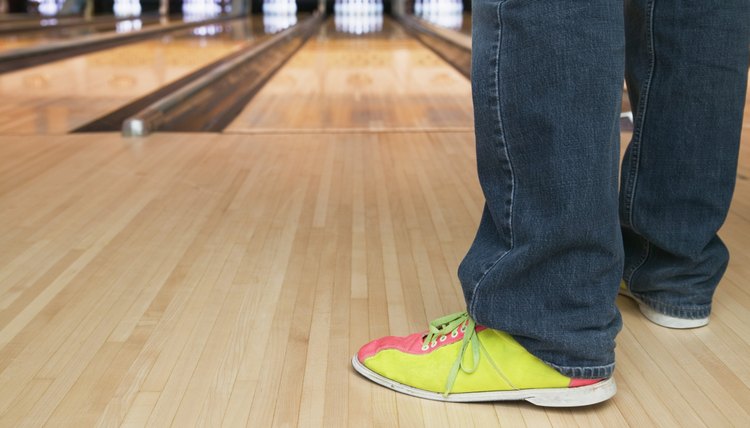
[0,13,93,25]
[225,15,473,133]
[0,17,282,134]
[413,0,469,34]
[0,17,160,52]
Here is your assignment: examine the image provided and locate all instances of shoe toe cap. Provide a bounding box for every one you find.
[357,331,426,362]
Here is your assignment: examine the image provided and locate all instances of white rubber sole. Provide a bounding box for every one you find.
[618,288,709,329]
[351,356,616,407]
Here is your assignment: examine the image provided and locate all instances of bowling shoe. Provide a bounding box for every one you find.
[618,281,709,329]
[352,311,616,407]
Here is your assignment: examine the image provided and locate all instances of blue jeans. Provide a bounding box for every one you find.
[460,0,749,378]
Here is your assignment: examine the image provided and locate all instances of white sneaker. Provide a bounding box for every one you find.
[618,282,709,329]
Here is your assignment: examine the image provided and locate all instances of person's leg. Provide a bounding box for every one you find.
[620,0,750,325]
[352,1,624,406]
[457,0,625,378]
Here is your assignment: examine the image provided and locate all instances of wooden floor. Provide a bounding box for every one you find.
[0,126,749,426]
[1,17,750,427]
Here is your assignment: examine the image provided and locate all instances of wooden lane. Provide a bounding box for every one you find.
[224,18,474,133]
[0,18,159,53]
[0,126,749,426]
[0,19,266,135]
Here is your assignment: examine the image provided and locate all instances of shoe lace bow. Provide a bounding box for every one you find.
[422,311,481,396]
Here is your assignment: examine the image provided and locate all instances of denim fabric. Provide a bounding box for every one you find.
[621,0,750,320]
[460,0,749,379]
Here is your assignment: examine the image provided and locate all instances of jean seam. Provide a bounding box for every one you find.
[621,0,656,233]
[624,236,650,285]
[469,0,515,317]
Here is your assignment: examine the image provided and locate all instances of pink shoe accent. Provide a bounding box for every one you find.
[357,323,486,362]
[569,378,604,388]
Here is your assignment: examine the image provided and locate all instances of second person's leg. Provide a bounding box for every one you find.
[620,0,750,326]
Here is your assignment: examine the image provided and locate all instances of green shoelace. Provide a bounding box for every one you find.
[422,311,515,397]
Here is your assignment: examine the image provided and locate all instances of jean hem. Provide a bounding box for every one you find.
[634,292,712,319]
[545,361,615,380]
[545,361,615,379]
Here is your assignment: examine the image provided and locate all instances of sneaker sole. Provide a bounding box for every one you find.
[618,288,709,329]
[351,355,616,407]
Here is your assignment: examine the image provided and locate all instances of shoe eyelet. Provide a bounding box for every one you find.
[430,340,437,348]
[421,344,429,351]
[439,335,447,342]
[451,330,458,338]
